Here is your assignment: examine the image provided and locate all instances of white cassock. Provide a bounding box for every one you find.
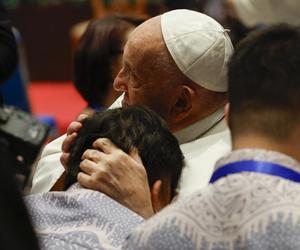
[31,95,231,197]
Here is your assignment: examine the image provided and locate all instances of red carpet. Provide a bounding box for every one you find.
[28,81,87,135]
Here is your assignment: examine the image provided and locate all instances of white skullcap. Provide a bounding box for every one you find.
[161,9,234,92]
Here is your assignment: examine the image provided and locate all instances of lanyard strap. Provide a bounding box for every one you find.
[210,160,300,184]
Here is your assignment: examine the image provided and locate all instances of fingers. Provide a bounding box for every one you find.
[79,158,101,175]
[92,138,143,170]
[60,153,70,170]
[77,172,94,190]
[61,114,87,167]
[80,149,107,174]
[66,114,87,136]
[62,132,78,153]
[66,122,83,136]
[61,131,79,169]
[92,138,118,154]
[76,113,88,122]
[77,167,116,195]
[81,149,104,162]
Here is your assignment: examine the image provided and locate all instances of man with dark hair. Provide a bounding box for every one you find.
[228,25,300,141]
[82,25,300,249]
[26,106,184,249]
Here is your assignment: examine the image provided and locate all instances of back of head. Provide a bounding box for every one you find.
[64,106,184,198]
[73,15,144,106]
[228,24,300,141]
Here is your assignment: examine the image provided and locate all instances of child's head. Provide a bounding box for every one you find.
[65,106,184,211]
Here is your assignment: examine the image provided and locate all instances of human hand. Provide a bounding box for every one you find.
[60,114,87,169]
[78,138,154,219]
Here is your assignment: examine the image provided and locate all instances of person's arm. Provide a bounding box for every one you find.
[31,95,123,194]
[79,138,154,219]
[30,114,86,194]
[30,134,66,194]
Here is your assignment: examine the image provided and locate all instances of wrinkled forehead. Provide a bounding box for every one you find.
[125,16,165,56]
[123,16,172,72]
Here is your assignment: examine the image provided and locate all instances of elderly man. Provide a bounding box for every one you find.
[31,9,233,197]
[117,24,300,249]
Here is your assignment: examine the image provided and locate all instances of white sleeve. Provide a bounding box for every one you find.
[30,94,124,194]
[30,134,66,194]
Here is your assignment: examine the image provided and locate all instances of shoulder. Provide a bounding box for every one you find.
[123,188,212,249]
[124,174,300,249]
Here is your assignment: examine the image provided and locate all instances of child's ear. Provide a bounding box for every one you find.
[150,180,163,213]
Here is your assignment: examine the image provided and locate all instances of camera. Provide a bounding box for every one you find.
[0,106,49,174]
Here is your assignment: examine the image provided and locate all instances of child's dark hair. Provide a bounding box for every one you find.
[64,106,184,198]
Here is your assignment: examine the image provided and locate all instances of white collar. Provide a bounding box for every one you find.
[174,107,225,144]
[114,95,225,145]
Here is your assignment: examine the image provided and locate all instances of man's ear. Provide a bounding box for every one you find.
[150,180,163,213]
[171,85,195,120]
[224,103,230,126]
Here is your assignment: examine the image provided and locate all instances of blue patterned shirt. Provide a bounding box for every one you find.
[26,183,143,250]
[123,149,300,250]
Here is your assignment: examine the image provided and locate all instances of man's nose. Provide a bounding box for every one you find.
[113,73,127,92]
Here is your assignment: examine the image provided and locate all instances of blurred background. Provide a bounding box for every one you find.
[4,0,90,81]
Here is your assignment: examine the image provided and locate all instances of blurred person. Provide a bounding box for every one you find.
[91,0,148,17]
[0,144,40,250]
[73,15,145,116]
[70,0,149,50]
[26,106,184,249]
[226,0,300,28]
[116,24,300,249]
[0,3,39,250]
[31,10,233,199]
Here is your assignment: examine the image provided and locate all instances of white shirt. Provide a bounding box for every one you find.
[178,118,231,197]
[31,96,231,196]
